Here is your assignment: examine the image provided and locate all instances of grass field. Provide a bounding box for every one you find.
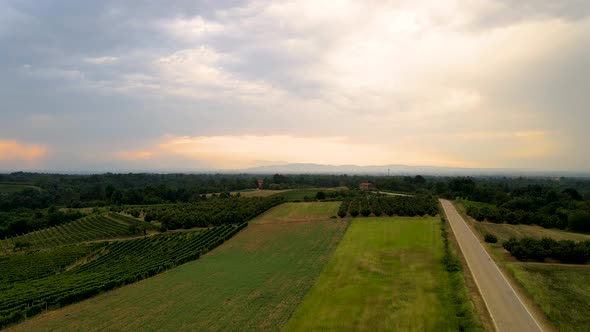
[284,217,471,331]
[509,263,590,332]
[205,189,289,198]
[472,222,590,243]
[255,201,340,223]
[278,188,347,201]
[8,202,347,331]
[0,183,40,193]
[234,189,289,197]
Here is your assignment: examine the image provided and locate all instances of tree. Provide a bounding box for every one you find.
[569,210,590,232]
[315,191,326,200]
[111,190,124,205]
[563,188,583,201]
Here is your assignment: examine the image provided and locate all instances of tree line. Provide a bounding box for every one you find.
[119,196,284,230]
[503,237,590,264]
[338,194,439,218]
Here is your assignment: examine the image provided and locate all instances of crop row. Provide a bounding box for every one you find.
[0,214,146,251]
[120,196,284,229]
[0,244,102,288]
[0,223,246,328]
[338,195,439,218]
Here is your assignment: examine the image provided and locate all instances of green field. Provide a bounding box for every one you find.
[9,202,347,331]
[509,263,590,332]
[284,217,474,331]
[0,183,40,193]
[278,188,347,201]
[255,201,340,222]
[471,221,590,243]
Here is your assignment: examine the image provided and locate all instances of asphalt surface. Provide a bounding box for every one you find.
[440,199,544,332]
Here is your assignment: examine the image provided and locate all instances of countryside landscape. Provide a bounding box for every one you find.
[1,174,589,331]
[2,1,590,331]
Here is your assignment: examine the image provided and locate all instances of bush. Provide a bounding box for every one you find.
[484,233,498,243]
[503,237,590,263]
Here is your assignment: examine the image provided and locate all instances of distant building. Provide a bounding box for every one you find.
[359,182,376,190]
[257,179,264,189]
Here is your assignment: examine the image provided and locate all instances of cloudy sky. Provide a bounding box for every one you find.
[1,0,589,172]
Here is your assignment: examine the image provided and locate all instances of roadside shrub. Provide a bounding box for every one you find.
[503,237,590,264]
[484,233,498,243]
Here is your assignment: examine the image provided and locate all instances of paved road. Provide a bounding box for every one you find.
[440,199,543,332]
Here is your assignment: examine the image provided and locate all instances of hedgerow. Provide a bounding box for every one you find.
[338,194,438,218]
[503,237,590,263]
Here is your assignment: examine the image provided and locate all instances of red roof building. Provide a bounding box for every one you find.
[359,182,376,190]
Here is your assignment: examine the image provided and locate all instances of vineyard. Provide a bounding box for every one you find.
[0,213,154,251]
[120,196,284,229]
[0,223,245,328]
[337,195,438,218]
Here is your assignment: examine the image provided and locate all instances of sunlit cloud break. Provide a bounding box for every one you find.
[0,140,46,160]
[116,135,397,169]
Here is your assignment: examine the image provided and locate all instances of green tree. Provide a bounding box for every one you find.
[569,210,590,232]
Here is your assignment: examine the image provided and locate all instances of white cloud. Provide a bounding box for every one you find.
[84,56,119,64]
[163,16,225,40]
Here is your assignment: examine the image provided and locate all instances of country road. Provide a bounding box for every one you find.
[440,199,544,332]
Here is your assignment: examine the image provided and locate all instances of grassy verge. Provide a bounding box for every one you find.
[508,263,590,332]
[8,203,347,332]
[284,217,480,331]
[439,217,484,331]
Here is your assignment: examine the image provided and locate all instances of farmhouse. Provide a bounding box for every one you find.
[359,182,376,190]
[257,179,264,189]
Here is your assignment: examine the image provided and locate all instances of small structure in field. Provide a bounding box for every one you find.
[359,182,376,190]
[257,179,264,189]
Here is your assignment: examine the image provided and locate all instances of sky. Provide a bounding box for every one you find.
[1,0,589,172]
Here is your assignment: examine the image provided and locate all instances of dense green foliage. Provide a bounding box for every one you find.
[129,196,284,230]
[0,244,100,284]
[0,224,245,328]
[0,214,154,251]
[0,209,85,239]
[464,190,590,231]
[484,233,498,243]
[338,194,439,217]
[503,237,590,263]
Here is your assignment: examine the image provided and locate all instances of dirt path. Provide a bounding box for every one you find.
[440,199,544,332]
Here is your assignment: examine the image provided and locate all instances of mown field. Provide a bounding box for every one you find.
[0,183,40,193]
[472,221,590,243]
[284,217,478,331]
[8,202,347,331]
[277,188,347,201]
[509,263,590,332]
[255,201,340,223]
[455,201,590,332]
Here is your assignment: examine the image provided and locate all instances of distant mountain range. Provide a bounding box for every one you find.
[234,163,590,177]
